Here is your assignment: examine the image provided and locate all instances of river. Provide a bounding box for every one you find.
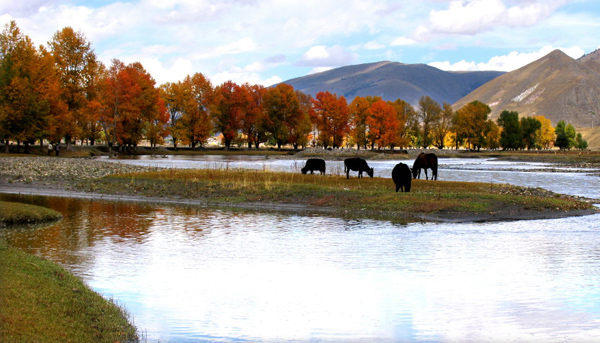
[2,156,600,342]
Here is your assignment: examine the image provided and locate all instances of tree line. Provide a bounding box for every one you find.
[0,21,588,153]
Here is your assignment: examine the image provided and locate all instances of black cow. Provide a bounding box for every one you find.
[344,158,374,179]
[392,163,412,192]
[412,153,438,180]
[301,158,326,174]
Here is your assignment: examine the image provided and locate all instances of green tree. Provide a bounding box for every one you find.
[554,120,576,150]
[575,133,588,150]
[497,110,521,150]
[520,116,541,150]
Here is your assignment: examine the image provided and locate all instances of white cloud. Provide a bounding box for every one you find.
[391,36,416,46]
[429,45,586,72]
[416,0,569,38]
[364,41,386,50]
[133,57,194,85]
[297,45,356,67]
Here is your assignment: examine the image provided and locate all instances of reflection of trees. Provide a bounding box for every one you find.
[1,197,157,266]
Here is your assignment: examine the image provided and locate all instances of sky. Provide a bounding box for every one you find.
[2,0,599,87]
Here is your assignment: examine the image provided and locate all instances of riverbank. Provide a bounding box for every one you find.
[0,156,597,223]
[0,242,138,342]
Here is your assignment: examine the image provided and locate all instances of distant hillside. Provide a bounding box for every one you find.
[281,61,504,106]
[453,49,600,129]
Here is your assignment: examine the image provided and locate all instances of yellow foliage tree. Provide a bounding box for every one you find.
[532,115,554,149]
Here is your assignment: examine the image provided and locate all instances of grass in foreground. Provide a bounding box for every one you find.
[79,169,595,222]
[0,243,138,342]
[0,200,63,225]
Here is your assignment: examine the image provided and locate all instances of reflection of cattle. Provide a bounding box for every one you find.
[412,153,438,180]
[301,158,326,174]
[392,163,412,192]
[344,158,374,179]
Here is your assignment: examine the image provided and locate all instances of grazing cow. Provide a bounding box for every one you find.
[392,163,412,192]
[344,158,374,179]
[412,152,438,180]
[301,158,326,174]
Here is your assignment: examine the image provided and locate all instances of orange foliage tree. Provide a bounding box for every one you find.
[311,91,350,148]
[213,81,244,150]
[348,96,371,149]
[181,73,214,148]
[263,83,301,150]
[366,100,399,150]
[48,27,99,148]
[239,83,267,149]
[0,21,65,152]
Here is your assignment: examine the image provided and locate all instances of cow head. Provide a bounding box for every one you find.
[367,167,374,178]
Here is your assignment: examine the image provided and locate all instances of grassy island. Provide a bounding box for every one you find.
[83,168,597,223]
[0,200,63,225]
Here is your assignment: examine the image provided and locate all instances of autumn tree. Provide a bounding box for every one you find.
[417,96,441,148]
[78,61,105,145]
[238,83,267,149]
[311,91,350,148]
[348,96,370,149]
[366,99,399,150]
[532,115,554,149]
[212,81,243,150]
[0,21,64,153]
[160,81,185,149]
[99,60,165,152]
[182,73,214,148]
[263,83,301,149]
[48,27,99,148]
[387,99,412,149]
[453,101,491,150]
[432,102,453,149]
[485,119,501,150]
[292,90,313,149]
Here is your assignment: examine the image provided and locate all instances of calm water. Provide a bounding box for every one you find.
[2,157,600,342]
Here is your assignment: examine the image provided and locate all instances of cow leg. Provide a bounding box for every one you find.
[424,169,429,180]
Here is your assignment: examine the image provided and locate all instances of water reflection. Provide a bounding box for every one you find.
[2,194,600,342]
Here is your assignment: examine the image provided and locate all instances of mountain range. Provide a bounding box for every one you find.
[282,50,600,128]
[282,61,504,107]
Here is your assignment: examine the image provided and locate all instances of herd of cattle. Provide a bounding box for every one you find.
[300,152,438,193]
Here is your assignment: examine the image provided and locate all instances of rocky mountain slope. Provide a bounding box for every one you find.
[453,49,600,129]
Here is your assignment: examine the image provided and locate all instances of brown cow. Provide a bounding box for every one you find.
[412,153,438,180]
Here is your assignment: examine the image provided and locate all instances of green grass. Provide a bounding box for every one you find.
[0,243,138,342]
[78,169,596,222]
[0,200,63,225]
